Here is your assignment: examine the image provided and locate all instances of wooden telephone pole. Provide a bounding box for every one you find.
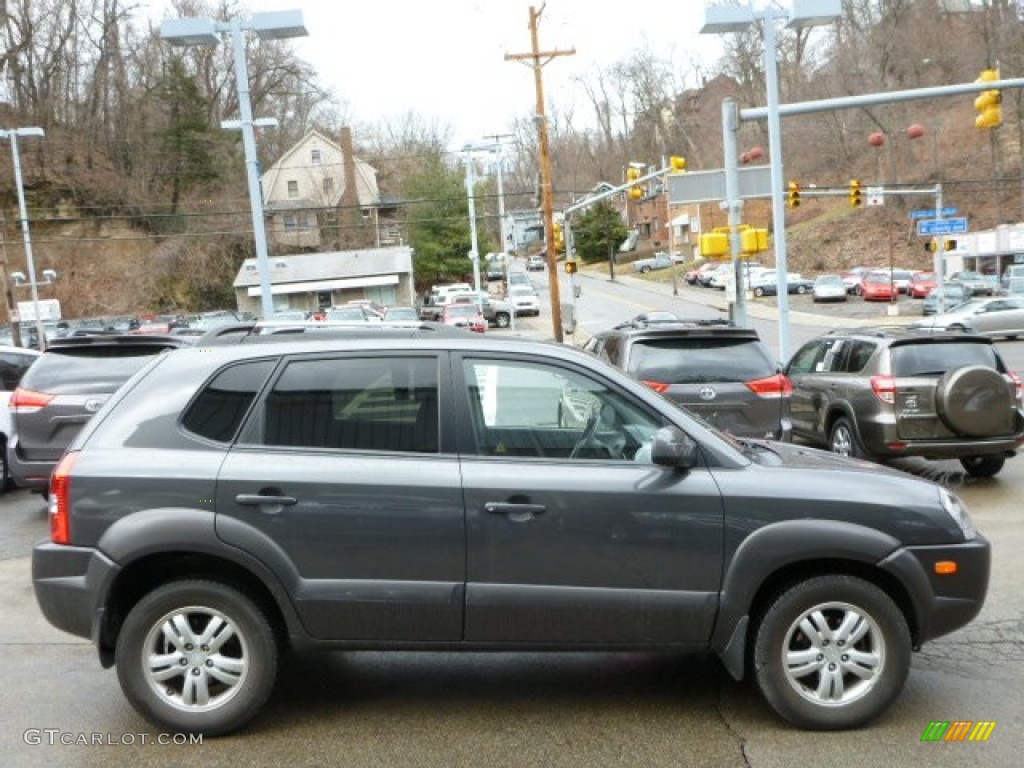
[505,4,574,343]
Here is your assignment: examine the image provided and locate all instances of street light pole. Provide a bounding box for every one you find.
[463,149,482,298]
[0,127,46,350]
[161,11,307,320]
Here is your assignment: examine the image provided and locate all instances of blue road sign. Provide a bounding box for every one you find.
[910,207,958,219]
[917,217,968,236]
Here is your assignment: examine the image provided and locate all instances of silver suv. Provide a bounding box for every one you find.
[33,326,989,734]
[785,327,1024,476]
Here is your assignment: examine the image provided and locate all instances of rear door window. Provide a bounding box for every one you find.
[627,337,775,383]
[20,345,176,395]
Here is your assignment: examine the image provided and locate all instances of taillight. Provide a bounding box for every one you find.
[1010,371,1023,403]
[871,375,896,404]
[49,451,79,545]
[746,373,793,398]
[10,387,54,413]
[642,380,670,394]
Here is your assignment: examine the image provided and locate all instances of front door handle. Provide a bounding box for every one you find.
[484,502,546,522]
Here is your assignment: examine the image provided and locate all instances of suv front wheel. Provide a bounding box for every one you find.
[753,575,911,730]
[116,580,278,735]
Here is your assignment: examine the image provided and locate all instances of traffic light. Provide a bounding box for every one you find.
[975,68,1002,129]
[925,239,958,252]
[669,156,686,172]
[626,166,643,200]
[849,179,862,207]
[552,221,564,253]
[564,260,578,274]
[787,181,800,208]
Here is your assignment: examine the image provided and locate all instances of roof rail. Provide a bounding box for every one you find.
[197,319,473,345]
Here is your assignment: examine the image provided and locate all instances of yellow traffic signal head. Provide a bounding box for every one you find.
[787,181,800,208]
[552,221,564,252]
[849,179,862,207]
[669,156,686,172]
[564,260,577,275]
[626,167,641,182]
[975,68,1002,129]
[629,186,643,200]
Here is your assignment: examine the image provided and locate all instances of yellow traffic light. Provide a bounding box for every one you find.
[552,221,564,253]
[564,260,578,274]
[669,156,686,172]
[626,167,641,183]
[975,68,1002,129]
[787,181,800,208]
[629,186,643,200]
[849,179,862,207]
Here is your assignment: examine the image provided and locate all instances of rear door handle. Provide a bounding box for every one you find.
[484,502,546,522]
[235,493,298,512]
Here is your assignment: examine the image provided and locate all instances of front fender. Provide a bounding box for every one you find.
[711,519,902,679]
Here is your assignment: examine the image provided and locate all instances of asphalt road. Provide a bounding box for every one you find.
[2,278,1022,766]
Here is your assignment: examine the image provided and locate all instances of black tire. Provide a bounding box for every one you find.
[796,285,808,295]
[753,575,911,730]
[640,265,651,274]
[828,417,870,460]
[960,455,1005,477]
[494,312,511,329]
[116,580,278,736]
[0,436,10,492]
[754,287,766,298]
[934,365,1013,437]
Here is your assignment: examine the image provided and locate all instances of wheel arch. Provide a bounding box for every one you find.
[823,403,860,443]
[96,509,304,667]
[712,520,919,681]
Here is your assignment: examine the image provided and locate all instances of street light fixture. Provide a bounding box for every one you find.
[0,126,47,349]
[701,0,841,361]
[160,11,307,320]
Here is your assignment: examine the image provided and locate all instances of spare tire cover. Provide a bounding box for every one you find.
[935,365,1014,437]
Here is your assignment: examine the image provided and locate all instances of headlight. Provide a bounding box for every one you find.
[939,488,977,540]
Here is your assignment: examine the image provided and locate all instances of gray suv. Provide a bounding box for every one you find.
[33,326,989,735]
[583,318,792,441]
[785,327,1024,476]
[8,334,191,492]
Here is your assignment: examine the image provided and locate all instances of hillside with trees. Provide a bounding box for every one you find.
[1,0,1023,320]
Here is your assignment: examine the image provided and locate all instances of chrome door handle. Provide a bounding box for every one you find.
[235,493,297,514]
[484,502,546,522]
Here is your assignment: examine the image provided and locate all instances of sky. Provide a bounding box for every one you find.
[151,0,727,148]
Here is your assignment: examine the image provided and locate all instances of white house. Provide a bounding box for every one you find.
[261,129,381,249]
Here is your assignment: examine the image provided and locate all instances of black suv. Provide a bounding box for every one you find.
[33,326,989,735]
[583,317,792,440]
[8,333,192,492]
[785,327,1024,476]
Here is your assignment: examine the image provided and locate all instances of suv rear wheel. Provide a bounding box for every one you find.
[753,575,911,730]
[116,580,278,735]
[829,417,869,460]
[959,455,1006,478]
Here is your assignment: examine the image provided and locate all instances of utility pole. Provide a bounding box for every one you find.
[505,4,574,343]
[483,133,515,256]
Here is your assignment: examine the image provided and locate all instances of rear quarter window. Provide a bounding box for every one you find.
[627,337,776,383]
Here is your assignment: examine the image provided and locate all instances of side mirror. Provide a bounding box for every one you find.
[650,426,699,469]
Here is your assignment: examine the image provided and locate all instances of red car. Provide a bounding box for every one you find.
[860,271,896,301]
[441,303,486,333]
[910,271,937,298]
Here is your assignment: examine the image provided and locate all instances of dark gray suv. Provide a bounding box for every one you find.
[583,318,792,441]
[785,327,1024,476]
[33,327,989,735]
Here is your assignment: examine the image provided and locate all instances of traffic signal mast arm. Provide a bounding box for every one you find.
[563,159,685,215]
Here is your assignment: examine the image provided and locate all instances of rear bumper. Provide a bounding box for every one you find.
[7,433,56,492]
[857,414,1024,459]
[32,540,119,645]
